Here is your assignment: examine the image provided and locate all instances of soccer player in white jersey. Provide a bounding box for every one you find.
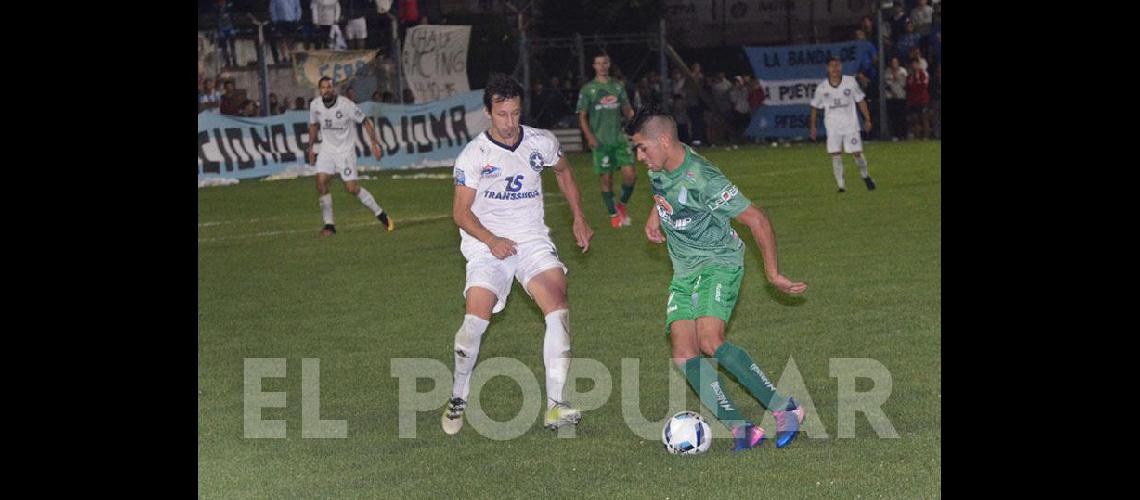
[442,73,594,435]
[809,57,877,193]
[307,76,394,237]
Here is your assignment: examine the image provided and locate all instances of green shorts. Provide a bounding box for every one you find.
[664,265,744,335]
[591,141,635,175]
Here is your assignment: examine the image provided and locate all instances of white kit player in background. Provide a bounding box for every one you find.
[809,57,877,193]
[442,73,594,436]
[308,76,394,237]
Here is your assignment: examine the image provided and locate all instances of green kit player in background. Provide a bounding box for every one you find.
[577,53,636,229]
[626,106,809,451]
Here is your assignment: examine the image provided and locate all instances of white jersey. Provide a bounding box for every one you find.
[309,95,366,155]
[810,75,864,134]
[453,125,563,246]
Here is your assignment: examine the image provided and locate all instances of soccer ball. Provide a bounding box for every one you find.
[662,411,712,455]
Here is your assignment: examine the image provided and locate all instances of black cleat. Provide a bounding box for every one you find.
[864,177,876,191]
[837,188,846,193]
[319,224,336,237]
[377,211,394,232]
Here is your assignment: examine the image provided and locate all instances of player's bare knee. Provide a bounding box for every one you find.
[698,338,724,356]
[345,184,360,195]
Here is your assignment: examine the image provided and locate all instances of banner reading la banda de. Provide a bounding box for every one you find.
[197,91,491,179]
[744,40,874,139]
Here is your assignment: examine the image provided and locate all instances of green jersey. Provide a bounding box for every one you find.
[576,79,630,145]
[649,145,753,278]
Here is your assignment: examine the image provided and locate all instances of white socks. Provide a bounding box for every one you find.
[543,309,571,409]
[831,156,845,190]
[319,194,334,225]
[355,187,383,216]
[855,155,870,179]
[451,314,490,400]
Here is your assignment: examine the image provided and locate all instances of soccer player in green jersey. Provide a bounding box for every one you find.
[625,106,809,451]
[577,53,636,229]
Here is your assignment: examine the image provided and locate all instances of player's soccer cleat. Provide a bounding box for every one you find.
[863,177,877,191]
[837,188,846,193]
[731,422,766,451]
[441,397,467,435]
[610,214,623,229]
[377,211,395,232]
[319,224,337,237]
[773,397,806,449]
[544,401,582,429]
[615,202,631,226]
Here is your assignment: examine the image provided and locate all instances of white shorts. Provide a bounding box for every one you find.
[346,18,367,40]
[827,131,863,154]
[316,150,359,181]
[462,237,567,314]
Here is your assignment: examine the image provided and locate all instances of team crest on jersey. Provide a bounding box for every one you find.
[653,194,674,217]
[480,165,502,178]
[336,110,343,119]
[529,151,545,172]
[843,89,851,96]
[454,168,466,186]
[824,92,831,98]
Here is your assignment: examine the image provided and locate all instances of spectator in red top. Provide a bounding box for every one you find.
[905,59,931,140]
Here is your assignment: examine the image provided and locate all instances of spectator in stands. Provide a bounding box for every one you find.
[371,90,382,102]
[861,15,877,44]
[312,0,342,50]
[345,0,373,50]
[214,0,238,68]
[269,93,282,115]
[270,0,302,64]
[382,91,396,103]
[728,75,752,144]
[883,56,908,141]
[295,96,308,111]
[907,46,928,72]
[710,72,733,129]
[199,78,222,113]
[403,88,415,103]
[220,81,243,116]
[897,21,922,66]
[905,58,931,140]
[346,86,358,102]
[887,4,908,46]
[746,76,766,143]
[911,0,934,37]
[671,93,690,143]
[400,0,422,31]
[930,63,941,140]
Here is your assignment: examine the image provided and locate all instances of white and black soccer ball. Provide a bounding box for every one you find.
[662,411,712,455]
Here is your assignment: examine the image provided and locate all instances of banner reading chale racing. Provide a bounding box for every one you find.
[197,90,491,179]
[744,41,873,139]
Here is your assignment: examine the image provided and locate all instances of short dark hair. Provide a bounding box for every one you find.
[827,56,841,64]
[318,76,333,86]
[625,103,674,138]
[483,72,524,111]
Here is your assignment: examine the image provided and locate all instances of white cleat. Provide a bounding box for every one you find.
[543,401,582,430]
[442,397,467,435]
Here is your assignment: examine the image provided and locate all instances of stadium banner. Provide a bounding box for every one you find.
[197,90,490,179]
[292,50,380,89]
[743,41,873,139]
[401,25,471,104]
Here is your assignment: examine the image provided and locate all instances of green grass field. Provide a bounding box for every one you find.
[198,140,941,498]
